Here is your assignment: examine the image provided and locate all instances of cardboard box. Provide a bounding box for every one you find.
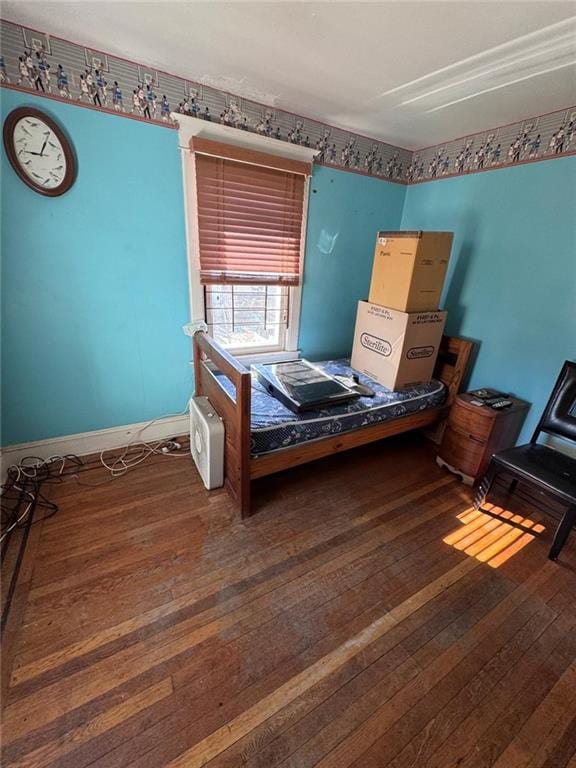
[369,231,453,312]
[351,301,447,390]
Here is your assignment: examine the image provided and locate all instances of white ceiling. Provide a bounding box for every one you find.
[4,1,576,148]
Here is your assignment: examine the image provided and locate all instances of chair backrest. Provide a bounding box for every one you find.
[532,361,576,444]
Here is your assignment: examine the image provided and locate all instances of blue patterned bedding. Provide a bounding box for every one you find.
[214,359,446,457]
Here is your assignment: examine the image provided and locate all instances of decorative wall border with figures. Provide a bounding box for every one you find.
[0,19,411,185]
[0,18,574,188]
[408,108,576,184]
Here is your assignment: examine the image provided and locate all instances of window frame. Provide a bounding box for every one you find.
[204,283,291,357]
[180,133,311,362]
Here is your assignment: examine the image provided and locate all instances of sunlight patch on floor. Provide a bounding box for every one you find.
[444,503,546,568]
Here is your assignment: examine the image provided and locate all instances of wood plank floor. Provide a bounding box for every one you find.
[2,433,575,768]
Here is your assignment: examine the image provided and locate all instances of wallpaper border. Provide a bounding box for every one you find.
[407,149,576,185]
[1,18,575,187]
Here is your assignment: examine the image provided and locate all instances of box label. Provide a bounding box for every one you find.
[360,333,392,357]
[367,305,395,321]
[413,312,444,325]
[407,345,435,359]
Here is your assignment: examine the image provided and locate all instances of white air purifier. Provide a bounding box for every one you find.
[189,396,225,489]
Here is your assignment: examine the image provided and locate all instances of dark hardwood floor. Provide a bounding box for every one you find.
[2,433,575,768]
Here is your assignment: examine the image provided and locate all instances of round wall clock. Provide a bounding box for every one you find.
[3,107,76,196]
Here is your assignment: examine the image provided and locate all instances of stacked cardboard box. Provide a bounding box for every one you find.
[351,231,453,390]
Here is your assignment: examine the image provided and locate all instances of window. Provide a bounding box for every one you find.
[205,284,289,354]
[184,136,312,357]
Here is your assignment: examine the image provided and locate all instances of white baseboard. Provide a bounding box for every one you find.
[0,414,190,477]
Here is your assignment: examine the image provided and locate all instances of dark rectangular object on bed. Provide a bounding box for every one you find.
[253,360,360,413]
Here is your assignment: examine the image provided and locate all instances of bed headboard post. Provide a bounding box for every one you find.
[237,367,252,516]
[437,335,474,404]
[193,331,252,516]
[193,331,204,397]
[424,334,473,445]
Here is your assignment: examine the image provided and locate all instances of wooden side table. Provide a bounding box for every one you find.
[437,393,530,485]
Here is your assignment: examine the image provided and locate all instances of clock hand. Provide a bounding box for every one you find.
[39,138,49,157]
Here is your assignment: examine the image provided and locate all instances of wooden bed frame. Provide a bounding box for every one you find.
[193,332,473,517]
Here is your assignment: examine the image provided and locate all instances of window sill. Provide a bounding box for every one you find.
[188,349,301,371]
[236,349,301,365]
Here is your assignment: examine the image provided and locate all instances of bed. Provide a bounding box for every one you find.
[193,331,474,516]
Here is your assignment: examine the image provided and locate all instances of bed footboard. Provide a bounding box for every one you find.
[193,331,252,515]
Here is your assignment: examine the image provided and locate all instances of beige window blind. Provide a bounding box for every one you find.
[191,138,311,286]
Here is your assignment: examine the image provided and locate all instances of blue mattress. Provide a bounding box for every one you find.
[215,359,446,457]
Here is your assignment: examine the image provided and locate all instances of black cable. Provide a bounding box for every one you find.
[0,439,189,634]
[1,490,35,634]
[1,454,83,545]
[1,455,84,636]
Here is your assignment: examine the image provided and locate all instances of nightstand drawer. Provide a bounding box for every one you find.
[448,421,487,445]
[440,426,485,476]
[448,403,490,438]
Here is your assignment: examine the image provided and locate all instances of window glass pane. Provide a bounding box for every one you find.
[232,293,266,310]
[265,310,286,325]
[206,283,288,351]
[212,324,281,350]
[206,290,233,309]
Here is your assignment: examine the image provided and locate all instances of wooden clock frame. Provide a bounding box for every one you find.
[3,107,77,197]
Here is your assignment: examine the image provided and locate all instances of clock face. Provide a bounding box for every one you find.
[13,116,67,190]
[3,108,76,196]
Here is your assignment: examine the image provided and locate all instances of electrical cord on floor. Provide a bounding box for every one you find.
[1,455,73,633]
[86,401,193,480]
[1,403,193,636]
[1,399,194,540]
[98,437,188,477]
[0,454,77,545]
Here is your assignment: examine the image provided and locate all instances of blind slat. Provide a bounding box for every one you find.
[194,151,306,286]
[197,223,303,238]
[200,272,300,286]
[197,207,303,224]
[200,255,301,265]
[198,222,302,235]
[199,241,302,252]
[197,192,304,213]
[199,177,302,192]
[198,210,303,227]
[199,171,304,191]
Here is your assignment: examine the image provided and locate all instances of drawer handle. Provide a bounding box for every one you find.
[468,434,485,444]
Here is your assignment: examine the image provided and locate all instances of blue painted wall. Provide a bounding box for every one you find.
[3,88,573,447]
[299,166,406,359]
[1,90,406,444]
[1,90,191,445]
[401,157,576,442]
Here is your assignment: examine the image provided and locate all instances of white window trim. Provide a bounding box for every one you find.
[177,116,317,362]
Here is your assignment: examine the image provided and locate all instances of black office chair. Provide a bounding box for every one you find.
[475,361,576,561]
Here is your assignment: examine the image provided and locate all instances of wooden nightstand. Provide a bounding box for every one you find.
[437,393,530,485]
